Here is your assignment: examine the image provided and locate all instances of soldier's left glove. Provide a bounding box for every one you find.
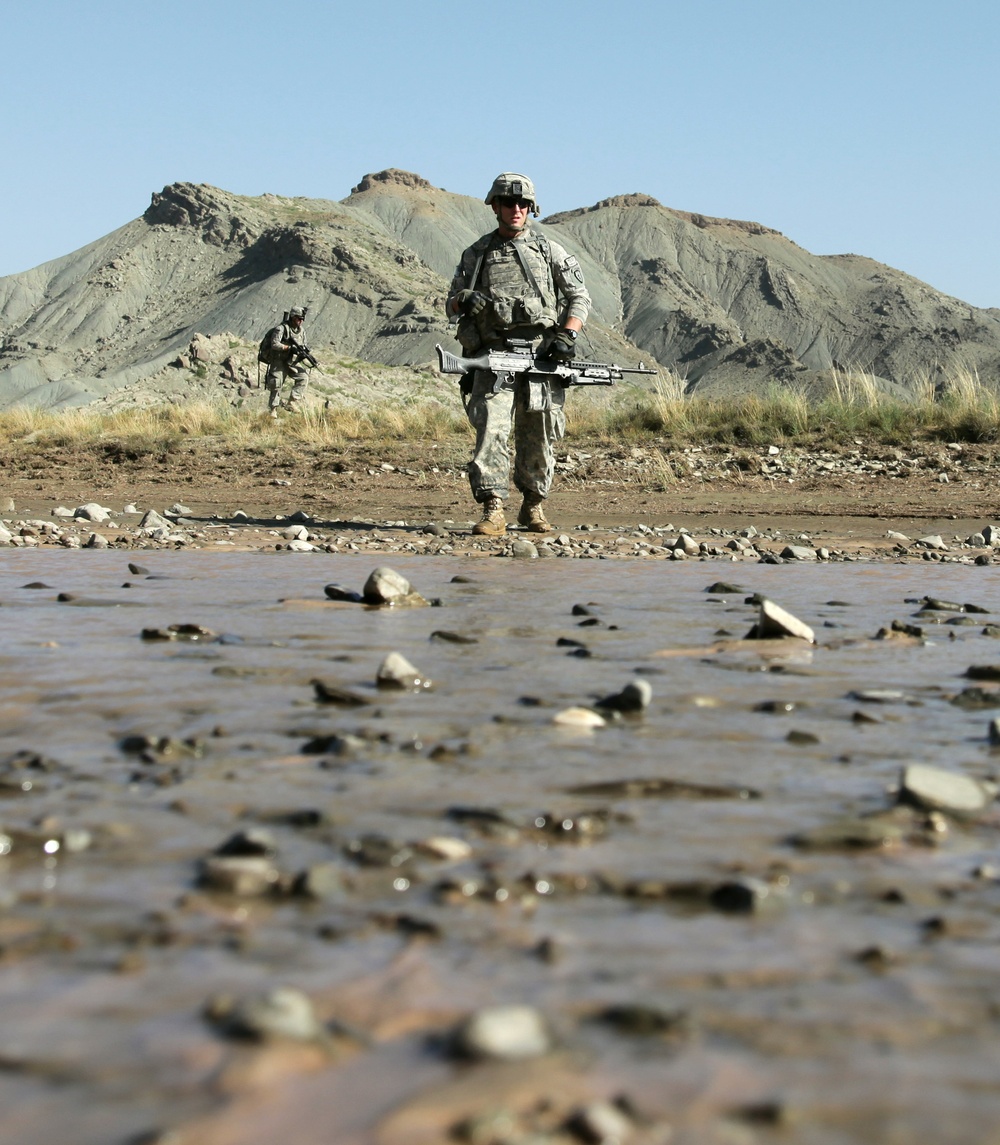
[542,329,577,362]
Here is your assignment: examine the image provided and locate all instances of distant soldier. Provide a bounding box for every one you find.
[446,173,591,535]
[261,306,313,417]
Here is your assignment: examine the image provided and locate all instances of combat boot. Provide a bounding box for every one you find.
[472,495,506,536]
[518,493,553,533]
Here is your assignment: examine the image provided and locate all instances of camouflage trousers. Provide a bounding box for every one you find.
[265,362,308,409]
[465,372,566,503]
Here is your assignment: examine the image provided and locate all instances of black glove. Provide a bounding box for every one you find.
[454,289,488,317]
[542,329,577,362]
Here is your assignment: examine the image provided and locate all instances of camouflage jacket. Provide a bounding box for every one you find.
[447,224,591,351]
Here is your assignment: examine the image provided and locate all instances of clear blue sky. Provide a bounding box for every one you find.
[2,0,997,308]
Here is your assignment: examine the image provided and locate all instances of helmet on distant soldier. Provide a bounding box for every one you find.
[485,172,539,217]
[288,306,306,319]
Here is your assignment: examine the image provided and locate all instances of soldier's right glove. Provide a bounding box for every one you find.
[454,289,489,317]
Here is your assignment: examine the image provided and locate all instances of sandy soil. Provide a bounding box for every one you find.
[2,435,998,557]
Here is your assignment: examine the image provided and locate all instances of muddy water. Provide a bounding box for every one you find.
[2,552,1000,1144]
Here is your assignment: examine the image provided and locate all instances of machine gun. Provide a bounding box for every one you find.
[288,344,320,370]
[435,339,657,394]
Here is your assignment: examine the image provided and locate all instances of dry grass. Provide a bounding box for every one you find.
[2,364,1000,452]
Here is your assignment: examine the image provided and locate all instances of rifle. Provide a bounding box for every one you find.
[288,345,320,370]
[435,339,657,394]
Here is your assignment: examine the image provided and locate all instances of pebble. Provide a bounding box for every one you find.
[552,707,606,729]
[595,678,653,713]
[455,1003,551,1061]
[511,539,538,559]
[199,855,281,896]
[569,1101,635,1144]
[751,599,816,642]
[209,986,323,1042]
[362,566,427,606]
[899,763,991,816]
[376,651,431,690]
[414,836,473,861]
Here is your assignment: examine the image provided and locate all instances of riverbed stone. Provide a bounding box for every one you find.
[199,855,281,896]
[511,539,538,559]
[212,986,323,1042]
[781,544,817,561]
[750,600,816,642]
[899,763,991,816]
[553,707,606,729]
[595,678,653,713]
[362,566,427,606]
[455,1003,551,1061]
[376,651,431,690]
[75,502,111,523]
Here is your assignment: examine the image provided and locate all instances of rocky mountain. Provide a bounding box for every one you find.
[1,169,998,410]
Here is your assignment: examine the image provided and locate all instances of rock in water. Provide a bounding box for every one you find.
[211,986,322,1041]
[362,566,427,606]
[595,678,653,713]
[899,763,991,816]
[750,600,816,642]
[456,1004,551,1061]
[376,651,431,690]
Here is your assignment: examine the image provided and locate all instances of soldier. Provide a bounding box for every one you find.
[264,306,310,417]
[447,173,591,535]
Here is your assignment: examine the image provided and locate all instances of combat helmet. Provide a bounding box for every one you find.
[485,172,539,216]
[288,306,306,319]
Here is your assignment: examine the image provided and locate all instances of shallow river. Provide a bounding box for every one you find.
[1,552,999,1145]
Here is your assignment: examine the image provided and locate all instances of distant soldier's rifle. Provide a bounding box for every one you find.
[436,339,656,394]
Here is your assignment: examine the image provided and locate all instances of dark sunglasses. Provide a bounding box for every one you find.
[498,196,531,209]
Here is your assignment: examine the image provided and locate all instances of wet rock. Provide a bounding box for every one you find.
[140,624,217,642]
[310,679,371,706]
[84,533,110,549]
[454,1003,551,1061]
[566,776,760,800]
[594,678,652,713]
[791,815,907,850]
[567,1101,635,1144]
[899,763,992,816]
[343,834,413,868]
[552,707,606,729]
[429,629,478,644]
[966,665,1000,682]
[848,688,908,703]
[595,1003,690,1039]
[199,855,281,896]
[950,687,1000,710]
[285,539,316,552]
[510,539,538,559]
[376,651,431,690]
[324,583,365,603]
[781,544,817,561]
[705,581,744,594]
[748,599,816,642]
[787,729,820,745]
[215,828,277,857]
[414,836,473,861]
[989,718,1000,746]
[710,876,781,913]
[362,566,428,606]
[206,986,322,1042]
[293,863,344,900]
[0,749,65,793]
[128,562,150,575]
[673,533,700,556]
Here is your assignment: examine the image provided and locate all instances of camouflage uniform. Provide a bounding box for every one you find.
[447,224,591,505]
[265,319,309,411]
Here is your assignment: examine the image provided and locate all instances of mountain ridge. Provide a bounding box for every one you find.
[0,170,997,411]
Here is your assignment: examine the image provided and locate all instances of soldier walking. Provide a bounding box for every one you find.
[263,306,310,417]
[447,173,591,535]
